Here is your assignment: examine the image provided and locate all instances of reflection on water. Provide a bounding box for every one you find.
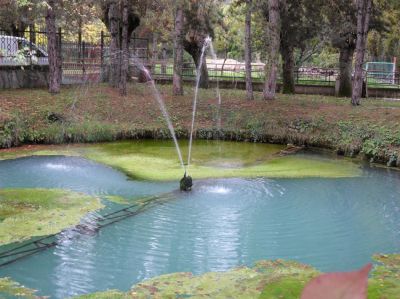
[0,156,399,298]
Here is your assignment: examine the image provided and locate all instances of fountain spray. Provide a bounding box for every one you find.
[183,37,213,191]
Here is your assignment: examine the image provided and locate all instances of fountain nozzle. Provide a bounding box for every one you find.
[180,172,193,191]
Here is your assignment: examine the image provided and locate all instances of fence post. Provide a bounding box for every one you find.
[29,26,33,65]
[100,30,104,68]
[58,27,62,81]
[82,41,86,79]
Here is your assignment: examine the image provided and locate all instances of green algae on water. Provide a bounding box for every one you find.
[0,277,41,299]
[0,140,361,181]
[0,189,103,245]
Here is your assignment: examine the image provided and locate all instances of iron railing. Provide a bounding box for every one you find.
[0,29,57,66]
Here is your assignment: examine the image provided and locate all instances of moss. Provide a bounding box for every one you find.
[0,189,103,245]
[258,278,310,298]
[128,260,318,299]
[368,254,400,298]
[74,290,128,299]
[0,277,40,298]
[104,195,130,205]
[0,140,361,181]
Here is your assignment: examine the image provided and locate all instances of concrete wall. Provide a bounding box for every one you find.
[0,65,48,89]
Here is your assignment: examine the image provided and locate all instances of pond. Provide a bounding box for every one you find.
[0,141,399,298]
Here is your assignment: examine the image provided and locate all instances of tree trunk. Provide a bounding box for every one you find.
[119,0,128,96]
[195,50,209,89]
[263,0,280,100]
[338,47,354,97]
[109,1,120,88]
[173,1,184,95]
[281,42,295,94]
[45,0,60,94]
[352,0,372,106]
[244,0,253,100]
[184,40,209,89]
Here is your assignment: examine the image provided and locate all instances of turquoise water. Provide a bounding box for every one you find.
[0,155,399,298]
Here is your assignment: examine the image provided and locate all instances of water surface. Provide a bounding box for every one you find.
[0,152,399,298]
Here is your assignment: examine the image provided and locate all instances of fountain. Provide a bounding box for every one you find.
[208,40,222,133]
[187,37,212,171]
[179,172,193,191]
[129,36,220,191]
[131,57,186,174]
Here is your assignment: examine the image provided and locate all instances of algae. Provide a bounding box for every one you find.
[368,254,400,298]
[0,277,41,298]
[103,195,130,205]
[0,189,103,245]
[72,256,400,299]
[0,140,361,181]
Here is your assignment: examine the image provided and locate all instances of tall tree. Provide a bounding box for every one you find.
[100,0,142,88]
[325,0,357,97]
[352,0,372,105]
[119,0,129,95]
[263,0,281,100]
[46,0,61,94]
[279,0,324,94]
[173,0,184,95]
[108,0,120,88]
[182,0,219,89]
[244,0,253,100]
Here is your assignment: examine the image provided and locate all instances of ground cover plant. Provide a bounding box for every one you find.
[0,84,400,169]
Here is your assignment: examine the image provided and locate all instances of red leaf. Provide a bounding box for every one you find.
[301,264,372,299]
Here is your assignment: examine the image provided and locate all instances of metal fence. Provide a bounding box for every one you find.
[1,28,398,90]
[62,32,149,84]
[0,29,55,66]
[151,63,338,85]
[150,63,400,89]
[366,70,400,88]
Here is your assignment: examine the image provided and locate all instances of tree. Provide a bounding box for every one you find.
[0,1,34,36]
[173,0,184,95]
[325,0,357,97]
[244,0,253,100]
[100,0,142,88]
[278,0,324,94]
[119,0,129,95]
[263,0,280,100]
[352,0,372,106]
[46,0,61,94]
[182,0,219,89]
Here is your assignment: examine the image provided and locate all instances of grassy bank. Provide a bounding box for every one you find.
[1,83,400,168]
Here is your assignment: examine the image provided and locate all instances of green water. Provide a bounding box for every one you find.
[0,141,398,298]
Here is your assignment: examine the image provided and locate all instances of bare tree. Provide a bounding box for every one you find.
[263,0,281,100]
[173,0,184,95]
[352,0,372,105]
[46,0,61,94]
[244,0,253,100]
